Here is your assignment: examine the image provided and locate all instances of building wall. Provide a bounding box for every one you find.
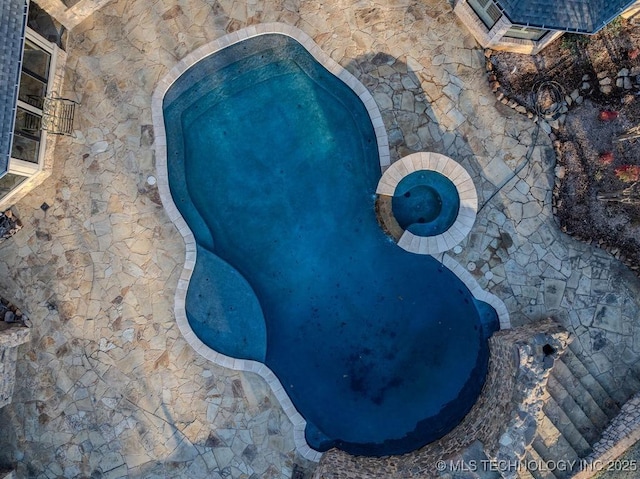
[0,44,67,212]
[32,0,112,30]
[453,0,563,54]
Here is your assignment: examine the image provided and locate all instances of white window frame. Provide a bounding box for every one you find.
[503,25,549,41]
[467,0,503,29]
[6,27,58,179]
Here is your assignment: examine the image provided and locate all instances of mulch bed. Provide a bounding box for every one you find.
[489,18,640,270]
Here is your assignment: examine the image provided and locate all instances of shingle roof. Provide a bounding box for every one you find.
[496,0,637,33]
[0,0,28,175]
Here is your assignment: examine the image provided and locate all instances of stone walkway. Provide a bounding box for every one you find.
[1,0,640,477]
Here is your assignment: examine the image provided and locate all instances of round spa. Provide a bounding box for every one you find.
[375,152,478,255]
[392,170,460,237]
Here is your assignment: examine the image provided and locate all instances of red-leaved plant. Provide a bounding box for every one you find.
[599,152,614,165]
[615,165,640,182]
[598,110,619,121]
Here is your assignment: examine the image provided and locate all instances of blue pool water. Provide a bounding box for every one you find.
[163,34,499,456]
[392,170,460,236]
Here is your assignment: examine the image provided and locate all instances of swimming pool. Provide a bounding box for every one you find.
[161,31,499,457]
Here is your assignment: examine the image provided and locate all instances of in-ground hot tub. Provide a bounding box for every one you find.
[392,170,460,236]
[376,151,478,256]
[158,28,500,458]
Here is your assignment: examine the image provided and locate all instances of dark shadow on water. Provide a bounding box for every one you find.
[342,51,501,208]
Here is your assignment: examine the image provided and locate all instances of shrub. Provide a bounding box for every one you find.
[615,165,640,182]
[560,33,589,53]
[599,152,614,165]
[604,17,624,36]
[598,110,619,121]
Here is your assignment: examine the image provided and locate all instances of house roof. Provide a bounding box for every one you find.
[0,0,28,176]
[496,0,637,33]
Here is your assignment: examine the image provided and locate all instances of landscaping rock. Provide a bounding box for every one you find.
[0,210,22,241]
[540,121,552,134]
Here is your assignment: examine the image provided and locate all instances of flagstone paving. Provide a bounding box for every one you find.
[1,0,640,477]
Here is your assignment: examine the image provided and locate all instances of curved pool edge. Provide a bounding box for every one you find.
[151,23,510,463]
[437,253,511,330]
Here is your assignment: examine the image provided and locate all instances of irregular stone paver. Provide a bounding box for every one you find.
[0,0,639,477]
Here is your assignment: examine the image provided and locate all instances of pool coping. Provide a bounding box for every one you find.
[377,152,477,255]
[151,22,510,463]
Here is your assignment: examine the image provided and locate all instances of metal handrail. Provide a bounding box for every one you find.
[41,93,79,136]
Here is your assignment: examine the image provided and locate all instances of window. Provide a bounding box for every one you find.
[467,0,502,29]
[503,25,548,41]
[11,37,51,167]
[22,39,51,80]
[18,39,50,108]
[18,72,47,109]
[2,28,56,205]
[12,107,42,163]
[0,173,28,201]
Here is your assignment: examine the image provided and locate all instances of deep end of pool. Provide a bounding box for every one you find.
[303,297,500,456]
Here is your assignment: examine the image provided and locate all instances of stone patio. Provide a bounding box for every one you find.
[1,0,640,477]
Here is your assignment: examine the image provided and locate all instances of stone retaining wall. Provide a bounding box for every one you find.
[0,211,21,243]
[0,324,31,479]
[312,318,570,479]
[0,326,30,409]
[571,393,640,479]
